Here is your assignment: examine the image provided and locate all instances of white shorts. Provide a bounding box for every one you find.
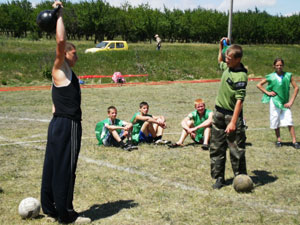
[269,98,293,129]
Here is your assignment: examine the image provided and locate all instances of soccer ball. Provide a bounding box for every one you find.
[18,197,41,219]
[233,174,254,193]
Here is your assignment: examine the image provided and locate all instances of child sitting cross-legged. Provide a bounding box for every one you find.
[95,106,137,151]
[169,98,213,150]
[130,101,170,145]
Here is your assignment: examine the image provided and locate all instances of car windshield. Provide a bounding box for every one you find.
[96,42,108,48]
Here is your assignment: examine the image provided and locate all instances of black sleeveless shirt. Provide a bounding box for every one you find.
[52,71,82,121]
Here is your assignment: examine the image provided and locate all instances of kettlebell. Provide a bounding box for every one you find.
[36,5,61,33]
[221,39,231,62]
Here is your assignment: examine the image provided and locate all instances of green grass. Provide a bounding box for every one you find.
[0,37,300,86]
[1,82,300,224]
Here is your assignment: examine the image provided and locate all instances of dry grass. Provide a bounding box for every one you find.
[0,81,300,224]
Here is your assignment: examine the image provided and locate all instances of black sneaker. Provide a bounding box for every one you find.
[212,177,225,189]
[168,143,183,148]
[129,145,138,151]
[293,142,300,149]
[122,144,131,151]
[275,141,282,147]
[122,144,138,151]
[202,144,209,150]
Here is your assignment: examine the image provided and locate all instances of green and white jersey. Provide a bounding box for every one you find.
[95,118,124,145]
[261,72,292,110]
[215,61,248,111]
[130,112,152,143]
[188,109,212,142]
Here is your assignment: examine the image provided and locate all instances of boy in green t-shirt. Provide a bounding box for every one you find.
[130,101,169,145]
[95,106,137,151]
[257,58,299,149]
[169,99,213,150]
[210,37,248,190]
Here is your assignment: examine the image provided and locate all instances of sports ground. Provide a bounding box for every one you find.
[1,80,300,224]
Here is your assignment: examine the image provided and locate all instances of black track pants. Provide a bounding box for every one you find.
[41,117,81,223]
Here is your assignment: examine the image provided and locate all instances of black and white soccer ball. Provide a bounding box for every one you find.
[233,174,254,193]
[18,197,40,219]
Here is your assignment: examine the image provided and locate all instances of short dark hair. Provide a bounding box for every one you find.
[227,44,243,59]
[139,101,149,108]
[107,106,117,113]
[273,58,284,66]
[65,42,76,52]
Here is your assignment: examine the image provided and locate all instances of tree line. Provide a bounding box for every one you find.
[1,0,300,44]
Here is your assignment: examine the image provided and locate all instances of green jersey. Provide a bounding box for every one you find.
[261,72,292,110]
[215,61,248,111]
[95,118,124,145]
[189,109,212,142]
[130,112,152,143]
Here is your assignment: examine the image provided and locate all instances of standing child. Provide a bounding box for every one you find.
[257,58,299,149]
[210,37,248,190]
[169,99,213,150]
[130,101,169,145]
[95,106,137,151]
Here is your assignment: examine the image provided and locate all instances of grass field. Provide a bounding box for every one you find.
[1,37,300,86]
[1,81,300,224]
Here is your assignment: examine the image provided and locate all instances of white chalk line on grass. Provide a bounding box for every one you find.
[80,155,298,216]
[80,155,209,194]
[0,116,50,123]
[0,139,47,147]
[0,135,45,150]
[0,136,93,147]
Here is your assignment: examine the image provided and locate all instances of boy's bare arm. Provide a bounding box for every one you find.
[122,121,133,131]
[181,116,192,132]
[105,124,126,131]
[218,37,227,63]
[194,112,213,131]
[52,2,65,82]
[285,77,299,108]
[225,100,243,134]
[135,114,157,124]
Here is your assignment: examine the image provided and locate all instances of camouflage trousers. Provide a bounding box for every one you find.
[210,110,247,179]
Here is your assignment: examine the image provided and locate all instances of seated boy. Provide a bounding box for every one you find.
[95,106,137,151]
[169,99,213,150]
[130,101,170,145]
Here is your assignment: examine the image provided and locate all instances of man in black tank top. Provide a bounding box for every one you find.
[40,1,90,224]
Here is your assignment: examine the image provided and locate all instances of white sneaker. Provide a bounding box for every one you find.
[44,215,57,222]
[155,139,171,145]
[74,216,91,224]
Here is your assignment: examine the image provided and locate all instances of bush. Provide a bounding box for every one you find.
[27,32,40,41]
[42,65,52,80]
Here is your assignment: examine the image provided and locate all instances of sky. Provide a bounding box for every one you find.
[1,0,299,16]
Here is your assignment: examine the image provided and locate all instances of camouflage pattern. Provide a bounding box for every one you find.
[210,110,247,179]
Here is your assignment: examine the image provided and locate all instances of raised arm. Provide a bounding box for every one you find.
[52,1,66,85]
[218,37,227,63]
